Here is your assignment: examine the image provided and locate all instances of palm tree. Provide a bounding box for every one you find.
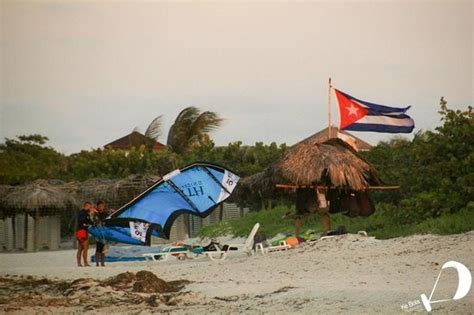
[142,107,223,154]
[167,107,223,154]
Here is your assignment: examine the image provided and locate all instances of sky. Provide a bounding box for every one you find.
[1,0,472,154]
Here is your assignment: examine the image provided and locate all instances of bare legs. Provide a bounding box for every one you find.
[82,240,89,266]
[76,241,82,266]
[294,210,331,237]
[95,251,105,267]
[295,217,302,235]
[76,240,90,266]
[319,207,331,236]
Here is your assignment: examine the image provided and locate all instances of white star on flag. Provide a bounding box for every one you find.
[346,103,359,116]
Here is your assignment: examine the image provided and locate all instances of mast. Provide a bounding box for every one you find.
[328,77,332,139]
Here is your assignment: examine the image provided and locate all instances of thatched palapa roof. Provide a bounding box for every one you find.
[241,136,381,195]
[0,174,162,216]
[0,185,13,199]
[304,127,372,152]
[74,174,160,209]
[275,137,381,190]
[0,185,14,214]
[2,180,79,216]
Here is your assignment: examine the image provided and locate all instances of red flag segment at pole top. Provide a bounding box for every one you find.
[334,89,369,129]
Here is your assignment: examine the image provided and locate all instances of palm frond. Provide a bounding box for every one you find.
[145,115,163,140]
[167,107,223,154]
[167,107,198,153]
[174,107,200,124]
[191,111,224,135]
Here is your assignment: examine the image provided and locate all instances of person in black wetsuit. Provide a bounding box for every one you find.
[76,202,93,267]
[92,200,108,267]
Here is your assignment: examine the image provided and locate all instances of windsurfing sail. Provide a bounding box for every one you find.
[89,162,240,246]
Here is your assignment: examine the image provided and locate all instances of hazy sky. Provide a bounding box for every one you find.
[1,1,472,153]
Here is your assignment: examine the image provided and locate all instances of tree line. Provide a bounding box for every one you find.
[1,99,472,225]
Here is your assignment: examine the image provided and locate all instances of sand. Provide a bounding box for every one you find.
[1,232,473,314]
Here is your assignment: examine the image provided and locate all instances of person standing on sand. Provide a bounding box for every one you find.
[76,202,93,267]
[294,187,330,236]
[92,200,108,267]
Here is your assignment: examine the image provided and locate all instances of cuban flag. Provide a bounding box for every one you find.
[334,88,415,133]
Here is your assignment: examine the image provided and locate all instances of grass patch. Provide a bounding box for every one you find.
[198,204,474,240]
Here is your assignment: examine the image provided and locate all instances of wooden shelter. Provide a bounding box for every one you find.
[0,181,78,251]
[274,137,381,190]
[240,137,381,200]
[239,136,392,233]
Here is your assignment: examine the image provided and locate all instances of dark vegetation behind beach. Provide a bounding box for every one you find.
[1,99,472,239]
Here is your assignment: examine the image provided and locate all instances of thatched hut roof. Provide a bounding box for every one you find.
[0,185,14,213]
[75,174,160,209]
[2,181,79,215]
[0,174,162,216]
[301,127,373,151]
[273,137,381,190]
[237,167,277,199]
[242,137,381,194]
[107,174,160,208]
[0,185,13,199]
[75,178,118,205]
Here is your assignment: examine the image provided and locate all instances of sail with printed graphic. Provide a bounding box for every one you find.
[89,162,240,245]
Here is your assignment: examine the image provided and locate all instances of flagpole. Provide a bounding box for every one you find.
[328,77,332,139]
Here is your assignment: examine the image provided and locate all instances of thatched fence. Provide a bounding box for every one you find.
[0,181,78,251]
[0,175,249,252]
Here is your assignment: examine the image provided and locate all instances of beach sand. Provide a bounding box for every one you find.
[1,232,473,314]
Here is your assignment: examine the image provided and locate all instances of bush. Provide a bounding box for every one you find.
[198,203,474,240]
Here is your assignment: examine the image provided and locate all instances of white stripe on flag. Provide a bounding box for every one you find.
[356,115,414,127]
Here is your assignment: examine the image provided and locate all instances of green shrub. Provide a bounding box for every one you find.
[198,203,474,240]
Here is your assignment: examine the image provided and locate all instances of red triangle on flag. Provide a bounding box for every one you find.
[334,89,368,129]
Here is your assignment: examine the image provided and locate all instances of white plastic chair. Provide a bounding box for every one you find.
[204,223,260,261]
[142,246,190,262]
[255,240,291,255]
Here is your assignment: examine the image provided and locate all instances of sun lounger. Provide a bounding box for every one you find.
[203,250,229,261]
[255,240,291,254]
[307,230,370,244]
[142,246,191,262]
[143,223,261,262]
[203,222,261,261]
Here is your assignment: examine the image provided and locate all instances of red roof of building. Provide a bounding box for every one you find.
[104,131,166,152]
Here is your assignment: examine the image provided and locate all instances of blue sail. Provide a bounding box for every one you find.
[89,162,240,245]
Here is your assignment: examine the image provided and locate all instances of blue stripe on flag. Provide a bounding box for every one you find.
[338,90,411,114]
[344,123,414,133]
